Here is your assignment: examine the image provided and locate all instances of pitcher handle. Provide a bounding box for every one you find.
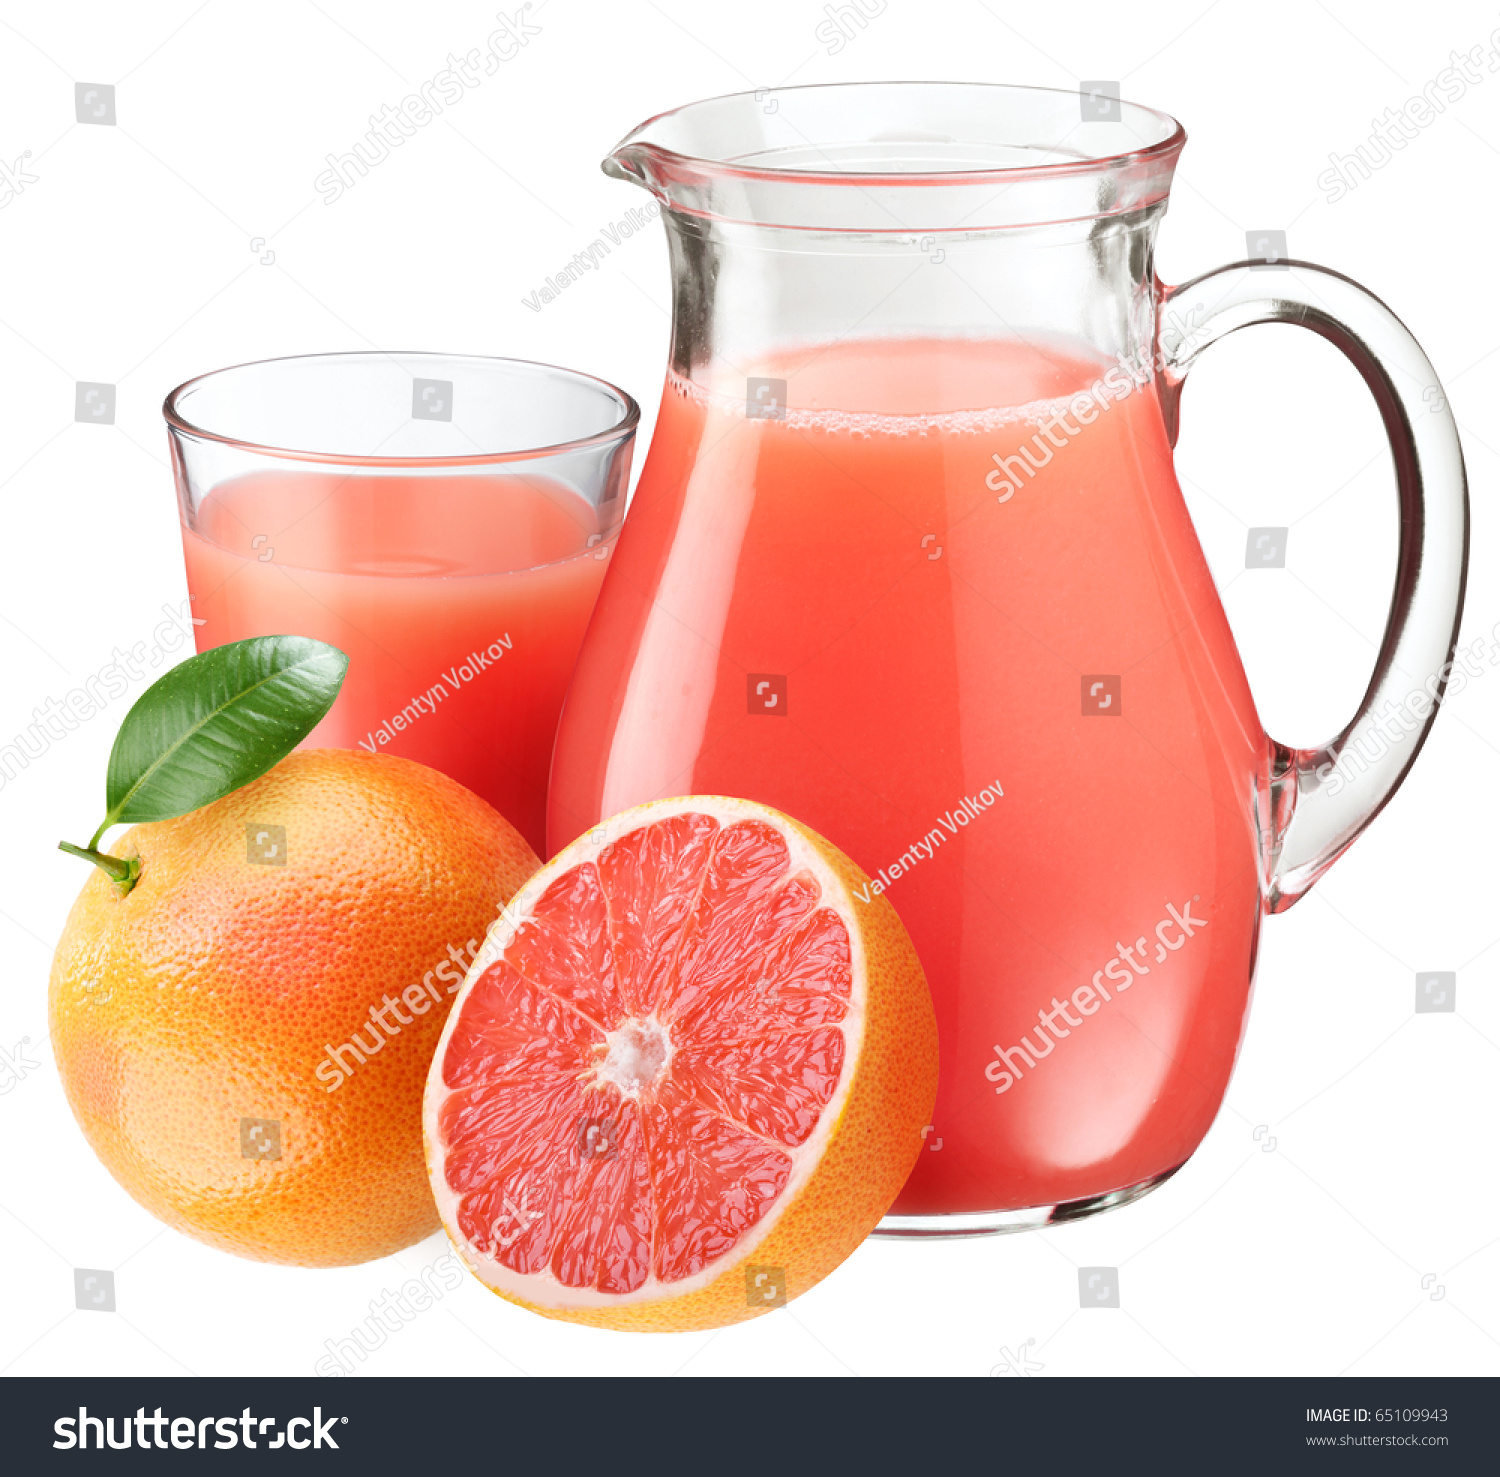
[1156,262,1469,913]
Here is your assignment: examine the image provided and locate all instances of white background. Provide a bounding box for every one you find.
[0,0,1496,1378]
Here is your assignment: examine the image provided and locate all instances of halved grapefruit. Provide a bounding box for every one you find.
[423,796,938,1331]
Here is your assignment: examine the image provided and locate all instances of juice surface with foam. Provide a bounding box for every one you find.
[549,336,1270,1215]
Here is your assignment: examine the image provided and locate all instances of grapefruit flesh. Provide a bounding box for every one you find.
[424,796,938,1331]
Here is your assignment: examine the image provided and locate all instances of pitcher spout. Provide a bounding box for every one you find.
[601,140,658,190]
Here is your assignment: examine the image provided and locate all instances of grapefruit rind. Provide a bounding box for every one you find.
[422,795,937,1332]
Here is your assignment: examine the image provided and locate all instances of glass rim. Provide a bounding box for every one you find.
[162,350,641,468]
[609,80,1186,189]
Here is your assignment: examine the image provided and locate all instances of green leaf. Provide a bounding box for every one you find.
[98,635,348,836]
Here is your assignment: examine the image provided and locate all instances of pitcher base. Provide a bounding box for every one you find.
[872,1164,1184,1240]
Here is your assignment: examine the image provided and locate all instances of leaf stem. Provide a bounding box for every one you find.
[58,841,140,895]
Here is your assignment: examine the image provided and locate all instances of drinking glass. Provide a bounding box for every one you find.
[166,351,637,855]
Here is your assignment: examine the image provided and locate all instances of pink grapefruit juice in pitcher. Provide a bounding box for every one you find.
[553,335,1265,1217]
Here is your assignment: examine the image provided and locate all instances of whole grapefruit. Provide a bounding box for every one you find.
[49,749,539,1267]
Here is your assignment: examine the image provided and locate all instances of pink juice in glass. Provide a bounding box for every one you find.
[181,469,613,853]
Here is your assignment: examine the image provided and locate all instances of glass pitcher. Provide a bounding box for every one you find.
[548,83,1469,1236]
